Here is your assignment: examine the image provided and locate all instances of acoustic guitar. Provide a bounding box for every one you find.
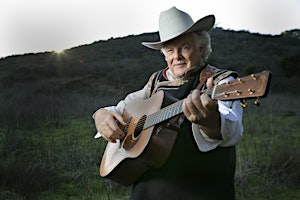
[99,71,272,186]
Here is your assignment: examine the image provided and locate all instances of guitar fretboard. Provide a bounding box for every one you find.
[142,88,215,129]
[143,100,184,129]
[140,68,270,131]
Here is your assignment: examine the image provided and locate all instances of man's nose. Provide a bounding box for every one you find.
[174,49,183,59]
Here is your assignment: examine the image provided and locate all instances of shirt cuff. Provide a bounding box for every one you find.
[192,123,222,152]
[94,131,102,139]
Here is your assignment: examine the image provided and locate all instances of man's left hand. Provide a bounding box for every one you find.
[182,77,222,140]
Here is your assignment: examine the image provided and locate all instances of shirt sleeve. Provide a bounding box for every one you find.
[192,76,244,152]
[92,84,149,138]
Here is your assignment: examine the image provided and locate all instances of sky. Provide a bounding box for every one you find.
[1,0,299,58]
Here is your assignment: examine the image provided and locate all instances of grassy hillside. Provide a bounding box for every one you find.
[1,28,299,126]
[0,28,299,199]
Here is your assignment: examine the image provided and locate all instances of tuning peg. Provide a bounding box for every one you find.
[237,78,244,83]
[251,74,257,80]
[248,89,255,94]
[240,99,248,108]
[254,98,260,106]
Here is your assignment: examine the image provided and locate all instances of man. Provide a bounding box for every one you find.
[93,6,243,200]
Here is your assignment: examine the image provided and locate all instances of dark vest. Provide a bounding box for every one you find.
[130,66,237,200]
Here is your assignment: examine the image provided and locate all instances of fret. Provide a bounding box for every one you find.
[143,99,184,129]
[142,88,213,130]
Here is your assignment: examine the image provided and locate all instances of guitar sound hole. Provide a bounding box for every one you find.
[133,115,147,138]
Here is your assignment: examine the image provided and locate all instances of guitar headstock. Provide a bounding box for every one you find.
[212,71,272,106]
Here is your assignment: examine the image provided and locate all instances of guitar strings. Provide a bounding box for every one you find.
[133,77,257,135]
[141,100,183,131]
[133,84,237,134]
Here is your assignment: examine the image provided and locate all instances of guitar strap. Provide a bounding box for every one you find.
[196,65,238,90]
[197,65,221,90]
[146,71,159,99]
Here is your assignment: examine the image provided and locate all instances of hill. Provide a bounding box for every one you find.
[0,28,299,126]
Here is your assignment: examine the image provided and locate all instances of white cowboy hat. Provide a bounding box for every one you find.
[142,6,215,50]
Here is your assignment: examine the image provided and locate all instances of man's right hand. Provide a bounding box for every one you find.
[94,109,127,143]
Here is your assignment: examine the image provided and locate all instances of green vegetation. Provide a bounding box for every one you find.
[0,118,130,200]
[236,105,300,199]
[0,28,299,199]
[1,105,299,199]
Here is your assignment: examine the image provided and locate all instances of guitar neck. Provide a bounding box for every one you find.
[143,99,184,129]
[143,70,271,130]
[143,89,214,129]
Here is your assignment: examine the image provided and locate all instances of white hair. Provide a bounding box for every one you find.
[192,30,212,61]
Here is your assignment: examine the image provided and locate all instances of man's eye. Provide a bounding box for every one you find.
[183,46,190,51]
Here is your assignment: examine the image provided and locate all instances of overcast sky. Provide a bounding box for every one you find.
[1,0,299,58]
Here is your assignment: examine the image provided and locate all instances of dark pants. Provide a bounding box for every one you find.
[130,121,236,200]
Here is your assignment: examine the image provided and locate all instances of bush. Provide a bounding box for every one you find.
[280,54,300,77]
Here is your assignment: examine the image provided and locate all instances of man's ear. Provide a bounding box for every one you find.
[199,46,205,54]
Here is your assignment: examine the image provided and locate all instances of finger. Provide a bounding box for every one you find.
[189,90,208,120]
[191,90,203,112]
[107,137,117,143]
[200,93,217,110]
[99,121,119,140]
[184,94,203,123]
[112,112,127,126]
[103,127,122,143]
[206,77,214,89]
[182,99,192,118]
[186,94,199,115]
[101,132,116,143]
[106,121,125,139]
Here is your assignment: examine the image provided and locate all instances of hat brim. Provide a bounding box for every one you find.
[142,14,215,50]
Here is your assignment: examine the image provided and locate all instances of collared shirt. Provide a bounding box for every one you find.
[94,68,243,152]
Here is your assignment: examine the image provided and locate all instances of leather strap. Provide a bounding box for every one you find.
[196,65,238,90]
[213,70,237,85]
[196,65,221,90]
[146,71,159,98]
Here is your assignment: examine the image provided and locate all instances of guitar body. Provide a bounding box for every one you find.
[100,91,180,186]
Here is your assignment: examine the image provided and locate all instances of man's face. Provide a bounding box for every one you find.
[162,33,202,78]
